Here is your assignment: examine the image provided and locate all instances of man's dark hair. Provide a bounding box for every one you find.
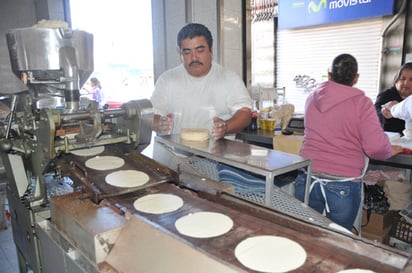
[177,23,213,49]
[330,54,358,86]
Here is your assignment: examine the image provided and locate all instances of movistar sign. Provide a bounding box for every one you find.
[279,0,395,30]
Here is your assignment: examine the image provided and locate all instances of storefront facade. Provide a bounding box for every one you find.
[252,0,411,113]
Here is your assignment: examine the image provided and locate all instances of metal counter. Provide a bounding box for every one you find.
[154,135,312,206]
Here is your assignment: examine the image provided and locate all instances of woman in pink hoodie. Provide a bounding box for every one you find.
[295,54,402,232]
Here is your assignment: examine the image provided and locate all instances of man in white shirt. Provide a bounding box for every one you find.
[151,23,252,139]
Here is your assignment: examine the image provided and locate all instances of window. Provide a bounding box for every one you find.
[69,0,154,105]
[249,0,277,96]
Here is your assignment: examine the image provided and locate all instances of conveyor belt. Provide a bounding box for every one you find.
[50,182,410,273]
[56,144,178,203]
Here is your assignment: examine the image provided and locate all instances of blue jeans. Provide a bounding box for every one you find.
[295,171,362,231]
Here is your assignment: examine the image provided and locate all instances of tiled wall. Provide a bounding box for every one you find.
[220,0,243,77]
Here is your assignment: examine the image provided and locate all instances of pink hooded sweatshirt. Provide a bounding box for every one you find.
[300,81,393,177]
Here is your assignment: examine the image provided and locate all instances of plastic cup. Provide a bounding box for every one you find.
[265,119,275,131]
[259,119,266,130]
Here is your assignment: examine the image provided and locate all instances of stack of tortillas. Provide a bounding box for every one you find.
[180,128,209,142]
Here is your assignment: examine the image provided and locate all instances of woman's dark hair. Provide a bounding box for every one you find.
[90,77,102,89]
[177,23,213,50]
[330,54,358,86]
[393,62,412,85]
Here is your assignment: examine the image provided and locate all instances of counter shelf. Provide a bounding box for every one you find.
[236,128,412,184]
[153,135,314,218]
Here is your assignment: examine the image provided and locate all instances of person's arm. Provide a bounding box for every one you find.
[381,100,399,119]
[389,96,412,120]
[374,92,387,125]
[212,107,251,139]
[391,145,403,156]
[359,97,393,160]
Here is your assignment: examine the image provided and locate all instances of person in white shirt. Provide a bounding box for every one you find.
[382,94,412,138]
[151,23,252,139]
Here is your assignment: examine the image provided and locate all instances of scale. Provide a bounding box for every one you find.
[284,115,304,135]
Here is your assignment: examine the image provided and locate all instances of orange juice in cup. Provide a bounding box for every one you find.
[259,118,266,130]
[265,119,275,131]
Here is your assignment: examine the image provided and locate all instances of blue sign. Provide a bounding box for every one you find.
[279,0,396,30]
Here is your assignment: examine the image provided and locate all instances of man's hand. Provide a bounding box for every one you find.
[212,116,227,140]
[155,113,174,135]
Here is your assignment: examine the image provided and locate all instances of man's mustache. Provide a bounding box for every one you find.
[189,61,203,66]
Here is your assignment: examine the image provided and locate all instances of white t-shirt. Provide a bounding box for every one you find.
[151,62,252,134]
[391,95,412,130]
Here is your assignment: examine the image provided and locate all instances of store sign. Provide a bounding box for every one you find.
[279,0,396,30]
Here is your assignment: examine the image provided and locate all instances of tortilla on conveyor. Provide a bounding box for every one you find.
[71,146,105,157]
[175,211,233,238]
[85,155,125,171]
[105,170,149,188]
[133,193,183,214]
[234,235,306,273]
[336,268,376,273]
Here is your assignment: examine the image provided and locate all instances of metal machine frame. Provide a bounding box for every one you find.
[1,25,153,273]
